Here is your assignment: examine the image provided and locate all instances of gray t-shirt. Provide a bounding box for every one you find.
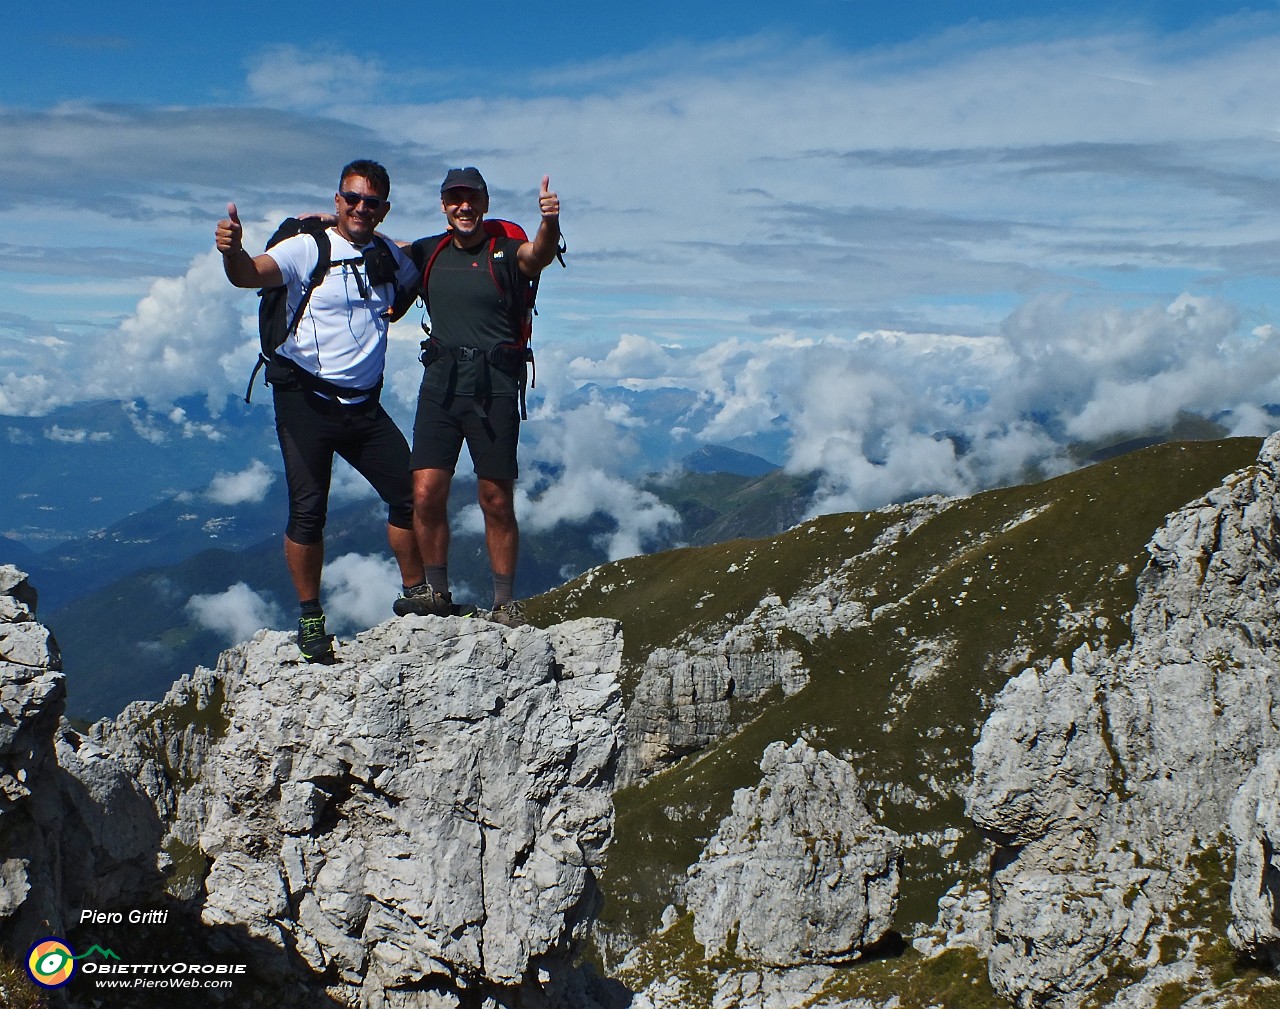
[415,234,524,401]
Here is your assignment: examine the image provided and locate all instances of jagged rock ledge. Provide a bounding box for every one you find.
[0,568,626,1009]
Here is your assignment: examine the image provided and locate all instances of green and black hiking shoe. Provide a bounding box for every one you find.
[297,612,335,663]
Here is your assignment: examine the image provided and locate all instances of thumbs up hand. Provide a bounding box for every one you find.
[538,176,559,221]
[215,202,244,256]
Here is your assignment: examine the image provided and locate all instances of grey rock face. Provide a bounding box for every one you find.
[623,646,807,781]
[0,566,625,1008]
[967,650,1159,1006]
[0,567,63,811]
[965,433,1280,1006]
[98,614,625,1006]
[685,739,901,967]
[1228,748,1280,966]
[968,653,1115,848]
[0,565,63,937]
[0,566,164,947]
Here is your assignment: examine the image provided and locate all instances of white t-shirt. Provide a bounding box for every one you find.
[267,229,418,395]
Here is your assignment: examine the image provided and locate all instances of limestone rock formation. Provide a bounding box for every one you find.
[623,646,807,781]
[963,434,1280,1006]
[0,564,626,1008]
[0,565,65,935]
[685,739,901,967]
[93,615,626,1007]
[0,565,165,948]
[1228,748,1280,967]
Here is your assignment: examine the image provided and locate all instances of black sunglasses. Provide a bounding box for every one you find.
[338,190,387,210]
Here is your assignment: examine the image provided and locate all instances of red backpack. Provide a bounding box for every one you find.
[415,220,565,418]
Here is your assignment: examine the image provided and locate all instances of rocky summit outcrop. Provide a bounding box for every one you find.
[959,434,1280,1006]
[0,567,625,1009]
[0,564,67,934]
[685,739,901,967]
[0,565,166,952]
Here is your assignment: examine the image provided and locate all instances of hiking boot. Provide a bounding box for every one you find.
[393,585,457,618]
[297,612,334,663]
[487,600,528,628]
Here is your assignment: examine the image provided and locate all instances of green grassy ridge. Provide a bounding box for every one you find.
[529,438,1264,971]
[641,468,819,547]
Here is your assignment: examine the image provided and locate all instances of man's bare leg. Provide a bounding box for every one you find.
[387,523,425,588]
[478,476,518,607]
[284,534,324,603]
[413,468,454,569]
[392,467,461,617]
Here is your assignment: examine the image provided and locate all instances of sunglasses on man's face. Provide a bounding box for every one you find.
[337,190,387,210]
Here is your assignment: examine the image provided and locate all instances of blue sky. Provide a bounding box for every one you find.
[7,1,1280,533]
[10,2,1266,107]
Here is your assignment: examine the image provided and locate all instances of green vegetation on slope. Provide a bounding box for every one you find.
[0,950,48,1009]
[528,438,1264,966]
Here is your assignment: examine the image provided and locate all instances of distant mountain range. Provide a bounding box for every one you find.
[31,462,812,722]
[1,395,1243,725]
[1,396,278,546]
[680,444,779,477]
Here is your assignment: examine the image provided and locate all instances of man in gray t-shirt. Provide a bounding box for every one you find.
[393,167,562,628]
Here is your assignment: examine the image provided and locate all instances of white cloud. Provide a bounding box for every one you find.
[81,249,251,406]
[567,334,677,383]
[245,46,387,111]
[0,372,58,416]
[520,400,681,560]
[205,459,275,506]
[322,552,401,633]
[186,582,284,644]
[535,290,1280,518]
[45,426,89,444]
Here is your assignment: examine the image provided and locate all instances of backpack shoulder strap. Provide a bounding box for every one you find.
[285,228,331,337]
[415,232,453,314]
[245,227,332,404]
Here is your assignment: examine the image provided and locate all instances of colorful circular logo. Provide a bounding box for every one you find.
[26,937,76,989]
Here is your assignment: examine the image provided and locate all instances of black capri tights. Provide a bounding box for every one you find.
[273,386,414,545]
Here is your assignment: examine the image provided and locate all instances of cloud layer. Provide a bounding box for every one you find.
[5,18,1280,561]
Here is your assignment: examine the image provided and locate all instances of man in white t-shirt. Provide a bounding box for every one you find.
[215,159,424,662]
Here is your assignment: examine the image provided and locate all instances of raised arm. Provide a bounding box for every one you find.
[516,175,562,278]
[215,203,284,289]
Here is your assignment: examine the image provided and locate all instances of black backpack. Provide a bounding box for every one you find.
[243,218,404,403]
